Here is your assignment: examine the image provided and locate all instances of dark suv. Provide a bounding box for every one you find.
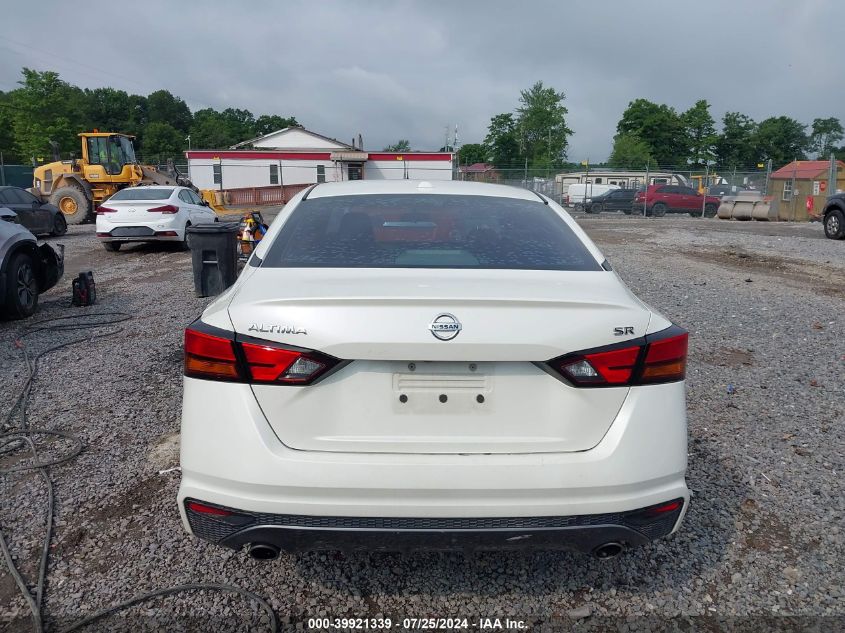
[632,185,721,217]
[585,189,637,214]
[822,193,845,239]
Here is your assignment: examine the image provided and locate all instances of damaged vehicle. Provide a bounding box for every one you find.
[0,207,64,319]
[179,180,689,559]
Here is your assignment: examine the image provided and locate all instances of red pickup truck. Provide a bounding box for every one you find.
[632,185,721,217]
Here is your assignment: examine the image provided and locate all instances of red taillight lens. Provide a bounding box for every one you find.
[96,206,117,214]
[184,328,240,381]
[184,324,340,385]
[148,204,179,214]
[640,332,687,383]
[185,501,232,516]
[559,346,640,385]
[546,326,687,387]
[241,342,329,384]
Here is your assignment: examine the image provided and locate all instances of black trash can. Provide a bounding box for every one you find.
[187,222,240,297]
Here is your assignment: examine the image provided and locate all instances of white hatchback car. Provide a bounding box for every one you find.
[179,180,689,560]
[96,186,217,251]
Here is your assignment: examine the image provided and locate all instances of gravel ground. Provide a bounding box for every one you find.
[1,214,843,632]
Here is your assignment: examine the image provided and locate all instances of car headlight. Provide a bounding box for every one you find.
[585,198,592,203]
[35,179,41,189]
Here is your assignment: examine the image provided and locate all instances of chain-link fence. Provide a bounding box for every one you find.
[457,164,772,206]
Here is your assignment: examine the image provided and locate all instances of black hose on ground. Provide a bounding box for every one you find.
[0,311,278,632]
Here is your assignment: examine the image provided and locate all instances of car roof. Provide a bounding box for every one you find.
[306,179,544,201]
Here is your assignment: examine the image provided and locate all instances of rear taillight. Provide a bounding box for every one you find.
[639,332,688,384]
[184,328,240,381]
[148,204,179,213]
[544,325,687,387]
[96,206,117,214]
[184,324,341,385]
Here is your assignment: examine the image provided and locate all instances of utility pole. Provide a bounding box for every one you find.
[764,159,772,197]
[701,164,709,218]
[829,151,837,198]
[643,160,649,217]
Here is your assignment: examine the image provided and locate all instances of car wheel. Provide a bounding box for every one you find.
[824,208,845,239]
[3,252,39,319]
[51,212,68,236]
[704,203,717,217]
[49,186,91,225]
[103,241,123,252]
[593,203,604,214]
[651,203,667,217]
[181,224,192,251]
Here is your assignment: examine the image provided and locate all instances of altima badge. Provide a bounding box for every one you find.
[248,324,307,334]
[429,313,461,341]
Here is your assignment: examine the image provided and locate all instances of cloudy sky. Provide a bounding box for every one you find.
[1,0,842,159]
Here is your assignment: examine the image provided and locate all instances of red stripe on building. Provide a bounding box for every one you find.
[186,151,453,162]
[368,153,452,162]
[186,151,333,160]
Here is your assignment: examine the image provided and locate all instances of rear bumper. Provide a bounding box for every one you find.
[184,498,684,553]
[178,378,689,552]
[96,218,185,241]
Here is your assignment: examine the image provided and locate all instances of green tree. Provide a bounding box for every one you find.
[809,117,844,158]
[457,143,487,165]
[83,87,135,133]
[515,81,573,169]
[608,132,654,169]
[715,112,758,167]
[9,68,87,160]
[682,99,717,167]
[254,114,300,136]
[147,89,192,132]
[384,139,411,151]
[189,108,257,148]
[484,113,520,168]
[752,116,808,166]
[141,121,185,157]
[0,91,17,161]
[616,99,687,167]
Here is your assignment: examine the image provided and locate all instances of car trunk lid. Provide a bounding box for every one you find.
[229,268,651,454]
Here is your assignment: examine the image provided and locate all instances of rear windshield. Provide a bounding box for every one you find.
[109,188,173,201]
[261,194,600,271]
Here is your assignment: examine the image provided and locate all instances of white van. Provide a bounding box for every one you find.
[564,183,620,208]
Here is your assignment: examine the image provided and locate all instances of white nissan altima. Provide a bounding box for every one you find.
[178,180,689,560]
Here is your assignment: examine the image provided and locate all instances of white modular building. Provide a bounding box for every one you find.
[186,127,454,190]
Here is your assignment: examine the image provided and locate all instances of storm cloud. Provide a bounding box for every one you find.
[1,0,841,159]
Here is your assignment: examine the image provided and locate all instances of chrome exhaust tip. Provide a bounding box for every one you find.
[247,543,280,561]
[592,542,624,560]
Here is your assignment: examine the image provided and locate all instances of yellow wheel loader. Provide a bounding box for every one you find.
[30,132,194,224]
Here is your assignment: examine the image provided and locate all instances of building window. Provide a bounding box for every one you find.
[212,163,222,185]
[270,164,279,185]
[317,165,326,183]
[782,181,793,201]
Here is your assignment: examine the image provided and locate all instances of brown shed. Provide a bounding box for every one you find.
[768,160,845,221]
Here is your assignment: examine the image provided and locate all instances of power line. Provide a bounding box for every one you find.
[0,37,151,93]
